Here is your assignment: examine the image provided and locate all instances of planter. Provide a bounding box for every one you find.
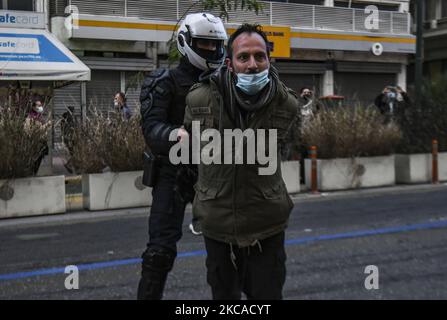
[281,161,300,193]
[305,155,395,191]
[395,152,447,183]
[0,176,66,218]
[82,171,152,211]
[395,153,430,184]
[440,153,447,181]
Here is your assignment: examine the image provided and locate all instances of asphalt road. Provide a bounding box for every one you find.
[1,185,447,300]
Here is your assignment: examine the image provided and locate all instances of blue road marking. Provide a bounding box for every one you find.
[1,220,447,282]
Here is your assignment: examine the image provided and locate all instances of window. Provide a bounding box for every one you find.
[442,1,447,19]
[6,0,34,11]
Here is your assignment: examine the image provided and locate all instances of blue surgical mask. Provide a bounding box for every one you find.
[236,69,270,95]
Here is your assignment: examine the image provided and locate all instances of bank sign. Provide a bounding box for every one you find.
[0,10,46,29]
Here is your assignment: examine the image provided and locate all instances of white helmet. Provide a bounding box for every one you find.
[176,13,228,71]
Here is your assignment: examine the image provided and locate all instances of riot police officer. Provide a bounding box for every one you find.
[137,13,228,300]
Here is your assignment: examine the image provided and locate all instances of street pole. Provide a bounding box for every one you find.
[415,0,424,106]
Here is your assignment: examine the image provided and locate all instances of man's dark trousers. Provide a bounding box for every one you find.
[204,231,286,300]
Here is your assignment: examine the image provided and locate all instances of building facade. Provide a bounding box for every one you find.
[417,0,447,81]
[44,0,414,125]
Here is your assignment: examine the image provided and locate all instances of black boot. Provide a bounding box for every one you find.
[137,247,175,300]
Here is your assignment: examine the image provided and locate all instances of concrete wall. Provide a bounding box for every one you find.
[305,155,395,191]
[395,153,431,183]
[0,176,66,218]
[281,161,301,194]
[395,153,447,183]
[82,171,152,211]
[440,153,447,181]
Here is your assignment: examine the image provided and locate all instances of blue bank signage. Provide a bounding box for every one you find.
[0,33,72,63]
[0,10,46,29]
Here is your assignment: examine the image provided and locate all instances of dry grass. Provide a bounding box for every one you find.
[68,110,145,174]
[302,105,401,159]
[0,103,51,179]
[68,112,105,174]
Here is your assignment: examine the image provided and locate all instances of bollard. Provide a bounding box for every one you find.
[432,139,439,184]
[309,146,318,194]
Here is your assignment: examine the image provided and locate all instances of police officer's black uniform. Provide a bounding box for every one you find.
[137,57,202,300]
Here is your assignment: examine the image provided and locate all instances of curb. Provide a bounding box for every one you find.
[291,182,447,203]
[2,182,447,229]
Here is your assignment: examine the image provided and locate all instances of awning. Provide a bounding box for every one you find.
[0,28,90,81]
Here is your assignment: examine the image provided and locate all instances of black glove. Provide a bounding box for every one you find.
[174,165,198,204]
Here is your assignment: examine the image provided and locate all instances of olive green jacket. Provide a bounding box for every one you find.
[184,72,300,247]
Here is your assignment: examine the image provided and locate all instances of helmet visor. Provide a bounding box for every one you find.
[192,38,225,64]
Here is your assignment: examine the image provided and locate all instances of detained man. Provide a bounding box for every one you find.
[178,24,301,300]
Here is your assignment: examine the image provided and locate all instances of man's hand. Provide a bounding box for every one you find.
[177,127,189,143]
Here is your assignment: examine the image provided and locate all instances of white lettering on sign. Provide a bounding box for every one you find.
[0,37,40,54]
[0,10,45,29]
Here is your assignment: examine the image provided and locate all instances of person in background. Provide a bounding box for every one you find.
[26,98,49,175]
[27,98,45,122]
[374,85,411,122]
[299,86,316,126]
[114,92,132,120]
[300,87,313,104]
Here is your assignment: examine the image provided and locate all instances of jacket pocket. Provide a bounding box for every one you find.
[248,176,286,202]
[194,182,220,201]
[260,181,284,200]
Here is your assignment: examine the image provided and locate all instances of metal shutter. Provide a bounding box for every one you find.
[274,61,324,97]
[124,71,145,115]
[70,0,125,16]
[86,70,121,115]
[50,0,68,16]
[334,72,396,107]
[279,73,322,97]
[53,82,82,142]
[274,61,326,74]
[336,61,402,74]
[82,57,153,71]
[127,0,177,21]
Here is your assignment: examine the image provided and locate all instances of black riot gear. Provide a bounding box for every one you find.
[137,57,202,300]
